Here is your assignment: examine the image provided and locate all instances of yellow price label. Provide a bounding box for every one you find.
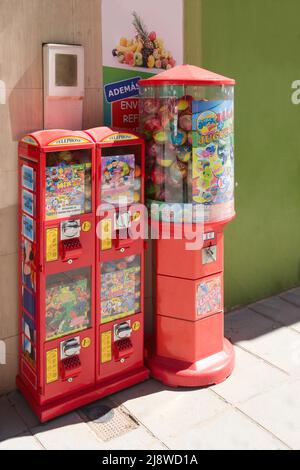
[101,219,112,250]
[101,331,112,363]
[82,221,91,232]
[46,228,58,262]
[46,349,58,384]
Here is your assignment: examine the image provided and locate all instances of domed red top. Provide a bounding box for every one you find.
[138,64,235,87]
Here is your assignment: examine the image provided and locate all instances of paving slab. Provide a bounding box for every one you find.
[250,295,300,332]
[7,389,40,428]
[111,379,229,446]
[165,408,288,450]
[239,379,300,449]
[212,346,288,404]
[225,309,300,374]
[225,308,280,343]
[280,288,300,308]
[31,411,104,450]
[0,432,43,450]
[0,395,28,441]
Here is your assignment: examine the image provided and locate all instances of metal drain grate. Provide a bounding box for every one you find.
[79,399,138,442]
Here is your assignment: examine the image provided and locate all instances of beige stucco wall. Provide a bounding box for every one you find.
[0,0,103,394]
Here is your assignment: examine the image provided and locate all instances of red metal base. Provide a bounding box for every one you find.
[146,339,234,388]
[16,367,149,423]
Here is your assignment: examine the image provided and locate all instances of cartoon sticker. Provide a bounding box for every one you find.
[196,276,222,316]
[192,100,234,207]
[22,239,36,291]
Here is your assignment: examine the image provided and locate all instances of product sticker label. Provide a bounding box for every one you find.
[192,100,234,206]
[203,231,215,241]
[101,331,112,363]
[46,349,58,384]
[196,276,222,316]
[22,214,35,241]
[101,219,112,250]
[46,228,58,262]
[22,165,35,191]
[22,189,35,216]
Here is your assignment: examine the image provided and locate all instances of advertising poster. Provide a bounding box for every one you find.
[101,0,183,130]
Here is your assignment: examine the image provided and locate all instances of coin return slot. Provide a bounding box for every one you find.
[61,238,82,261]
[61,355,82,380]
[113,338,133,361]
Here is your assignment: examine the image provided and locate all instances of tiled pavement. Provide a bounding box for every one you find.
[1,287,300,450]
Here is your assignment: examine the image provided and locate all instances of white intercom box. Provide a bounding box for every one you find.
[43,44,84,130]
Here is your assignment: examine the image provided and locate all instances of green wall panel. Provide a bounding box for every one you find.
[185,0,300,309]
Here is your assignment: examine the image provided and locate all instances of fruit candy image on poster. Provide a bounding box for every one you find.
[192,100,234,212]
[45,163,86,220]
[45,269,91,341]
[102,0,183,128]
[101,154,135,205]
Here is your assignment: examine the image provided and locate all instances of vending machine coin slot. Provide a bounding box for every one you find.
[60,336,82,379]
[114,321,132,340]
[202,245,217,264]
[60,337,81,358]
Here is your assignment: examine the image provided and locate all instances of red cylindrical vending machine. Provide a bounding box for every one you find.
[17,130,97,421]
[86,128,149,390]
[139,64,235,387]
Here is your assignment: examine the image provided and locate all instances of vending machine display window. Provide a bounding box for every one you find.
[45,267,91,341]
[101,145,142,205]
[101,255,141,324]
[45,149,92,220]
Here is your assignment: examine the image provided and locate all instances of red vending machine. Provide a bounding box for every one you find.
[139,65,236,387]
[17,129,149,422]
[17,130,97,421]
[86,128,149,392]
